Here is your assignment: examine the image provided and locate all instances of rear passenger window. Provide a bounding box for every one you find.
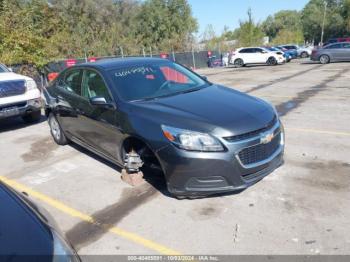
[342,43,350,48]
[61,69,83,95]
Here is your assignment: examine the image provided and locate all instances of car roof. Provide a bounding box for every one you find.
[324,42,349,47]
[79,57,169,70]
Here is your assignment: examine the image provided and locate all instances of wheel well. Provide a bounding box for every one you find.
[121,137,161,169]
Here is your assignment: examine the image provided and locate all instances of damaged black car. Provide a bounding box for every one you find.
[44,58,284,198]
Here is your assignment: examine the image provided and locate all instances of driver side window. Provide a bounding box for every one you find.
[82,70,112,102]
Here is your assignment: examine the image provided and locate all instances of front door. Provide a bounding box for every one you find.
[75,69,124,162]
[54,69,84,139]
[341,43,350,60]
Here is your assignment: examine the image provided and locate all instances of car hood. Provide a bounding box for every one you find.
[0,72,33,82]
[0,183,53,256]
[130,84,275,137]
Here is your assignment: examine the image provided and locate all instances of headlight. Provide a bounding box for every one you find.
[52,231,80,262]
[161,125,224,152]
[25,80,38,91]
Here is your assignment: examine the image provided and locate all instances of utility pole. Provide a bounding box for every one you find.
[120,46,124,58]
[320,1,328,46]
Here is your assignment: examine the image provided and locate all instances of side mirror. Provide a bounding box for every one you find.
[89,97,115,109]
[8,67,13,72]
[261,50,268,54]
[201,75,208,81]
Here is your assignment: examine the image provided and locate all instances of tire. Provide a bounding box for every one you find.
[267,57,277,66]
[234,58,244,68]
[22,110,41,123]
[301,52,309,58]
[48,113,68,145]
[319,55,330,64]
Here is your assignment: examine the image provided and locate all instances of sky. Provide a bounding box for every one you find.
[188,0,309,37]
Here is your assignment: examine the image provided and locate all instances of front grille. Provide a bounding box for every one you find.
[238,132,281,166]
[224,116,277,143]
[0,102,27,111]
[0,80,26,98]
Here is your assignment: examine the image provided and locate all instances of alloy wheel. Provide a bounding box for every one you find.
[320,55,330,64]
[50,116,61,141]
[267,57,277,66]
[234,59,244,67]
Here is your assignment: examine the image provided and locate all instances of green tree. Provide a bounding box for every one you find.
[301,0,345,43]
[262,10,302,40]
[137,0,197,51]
[236,8,264,47]
[272,29,305,45]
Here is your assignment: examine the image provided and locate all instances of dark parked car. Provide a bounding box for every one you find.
[44,58,284,198]
[311,42,350,64]
[0,181,80,262]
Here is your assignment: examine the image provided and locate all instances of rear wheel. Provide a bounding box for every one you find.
[22,110,41,123]
[234,58,244,68]
[319,55,330,64]
[267,57,277,66]
[48,113,68,145]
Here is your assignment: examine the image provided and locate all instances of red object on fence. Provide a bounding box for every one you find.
[65,59,77,67]
[160,53,169,59]
[88,57,97,62]
[48,72,59,82]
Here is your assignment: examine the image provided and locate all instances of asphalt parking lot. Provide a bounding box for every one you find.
[0,60,350,256]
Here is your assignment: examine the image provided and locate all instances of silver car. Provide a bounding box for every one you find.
[311,42,350,64]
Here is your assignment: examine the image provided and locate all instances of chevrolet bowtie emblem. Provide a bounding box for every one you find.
[260,131,274,144]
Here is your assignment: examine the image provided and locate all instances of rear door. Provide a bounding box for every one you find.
[75,68,123,161]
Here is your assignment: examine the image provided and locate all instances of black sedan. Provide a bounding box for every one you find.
[44,58,284,197]
[0,181,79,261]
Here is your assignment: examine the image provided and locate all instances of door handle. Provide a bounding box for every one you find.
[56,95,64,103]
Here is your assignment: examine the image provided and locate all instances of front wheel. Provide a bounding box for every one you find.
[267,57,277,66]
[48,113,69,145]
[319,55,330,64]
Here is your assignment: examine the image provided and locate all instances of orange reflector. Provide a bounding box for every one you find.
[163,130,175,141]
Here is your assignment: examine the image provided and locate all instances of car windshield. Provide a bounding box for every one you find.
[109,61,209,101]
[0,64,9,73]
[267,47,279,51]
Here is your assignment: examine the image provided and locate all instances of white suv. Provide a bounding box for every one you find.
[230,47,285,67]
[0,64,42,123]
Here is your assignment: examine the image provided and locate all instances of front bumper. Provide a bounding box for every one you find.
[157,122,285,197]
[0,99,42,120]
